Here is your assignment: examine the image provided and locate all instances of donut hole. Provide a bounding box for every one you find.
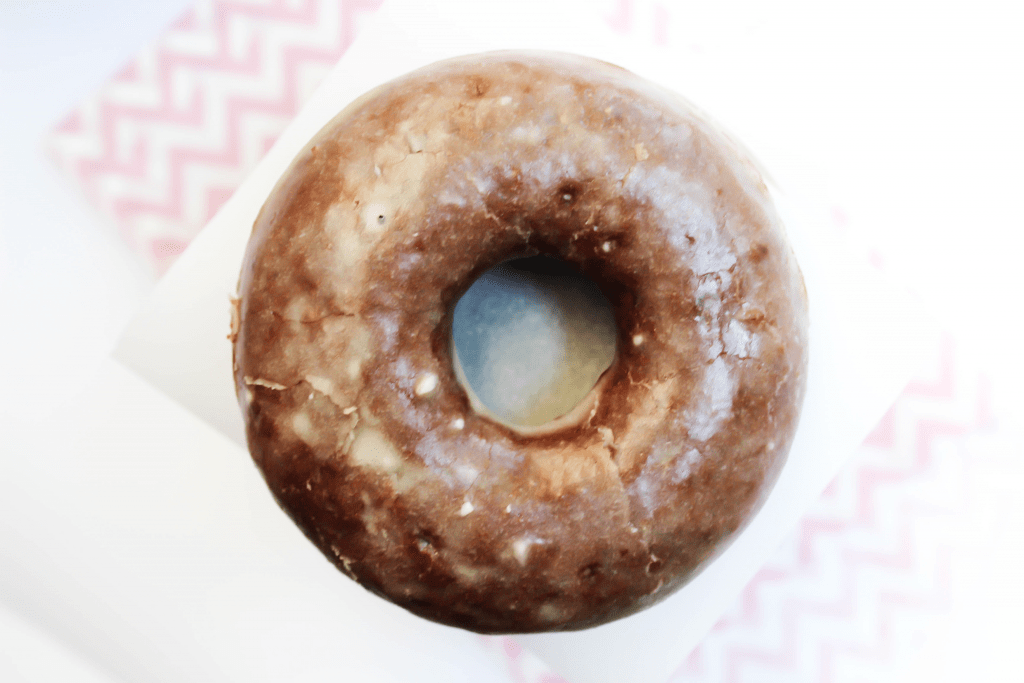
[451,255,617,430]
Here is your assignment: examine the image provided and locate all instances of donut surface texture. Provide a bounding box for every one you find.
[232,52,809,633]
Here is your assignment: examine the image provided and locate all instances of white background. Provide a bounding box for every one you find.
[2,1,1023,681]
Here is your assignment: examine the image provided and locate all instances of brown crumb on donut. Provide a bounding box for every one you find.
[233,51,808,634]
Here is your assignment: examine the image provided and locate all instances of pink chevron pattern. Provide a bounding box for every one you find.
[47,0,383,275]
[666,336,987,683]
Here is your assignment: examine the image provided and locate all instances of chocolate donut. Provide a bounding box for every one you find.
[231,52,808,633]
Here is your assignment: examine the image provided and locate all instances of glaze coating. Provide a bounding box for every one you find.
[233,52,808,633]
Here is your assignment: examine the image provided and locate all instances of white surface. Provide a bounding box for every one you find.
[3,356,510,683]
[2,1,1023,682]
[111,1,931,682]
[0,603,115,683]
[1,2,184,681]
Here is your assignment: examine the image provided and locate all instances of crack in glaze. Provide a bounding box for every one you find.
[270,309,356,325]
[243,376,288,390]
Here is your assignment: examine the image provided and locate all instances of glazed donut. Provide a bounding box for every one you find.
[232,52,808,633]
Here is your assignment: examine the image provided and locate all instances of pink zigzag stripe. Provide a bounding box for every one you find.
[170,6,199,32]
[711,566,791,632]
[816,548,952,682]
[340,0,385,51]
[904,333,955,399]
[70,0,383,248]
[70,3,316,183]
[74,10,288,170]
[163,0,361,43]
[51,110,85,135]
[715,508,904,644]
[674,521,941,680]
[675,644,704,679]
[113,59,142,85]
[796,517,849,565]
[106,0,376,111]
[845,391,983,538]
[862,403,897,449]
[207,0,321,33]
[851,418,966,527]
[80,83,206,175]
[605,0,633,34]
[106,40,346,231]
[97,1,304,118]
[723,566,791,622]
[500,637,528,683]
[673,340,978,681]
[605,0,670,46]
[723,529,950,682]
[716,439,964,680]
[76,46,328,231]
[766,400,974,590]
[495,637,554,683]
[791,418,968,588]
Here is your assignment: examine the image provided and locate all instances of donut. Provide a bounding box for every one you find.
[231,51,808,633]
